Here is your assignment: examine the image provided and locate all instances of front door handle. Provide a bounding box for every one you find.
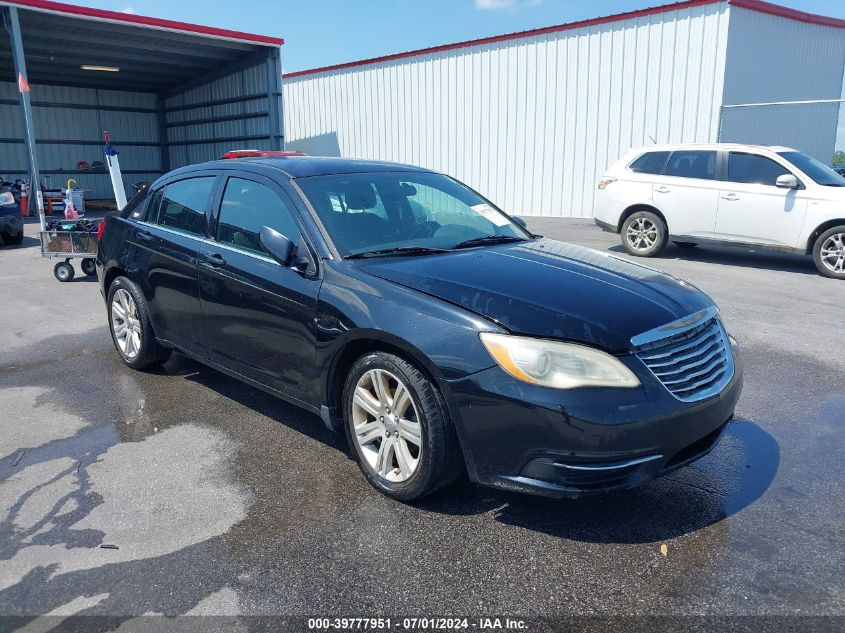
[655,186,671,194]
[721,193,739,201]
[203,252,226,267]
[136,230,153,242]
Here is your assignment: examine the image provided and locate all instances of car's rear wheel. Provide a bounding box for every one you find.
[343,352,462,501]
[108,276,172,369]
[6,231,23,245]
[621,211,667,257]
[813,225,845,279]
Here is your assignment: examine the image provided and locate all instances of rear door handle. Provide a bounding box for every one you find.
[721,193,739,201]
[136,230,153,242]
[203,252,226,267]
[655,186,671,194]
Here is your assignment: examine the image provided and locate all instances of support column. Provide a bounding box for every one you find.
[6,6,44,229]
[266,47,284,150]
[156,95,171,174]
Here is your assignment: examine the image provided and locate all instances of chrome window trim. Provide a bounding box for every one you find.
[137,220,278,265]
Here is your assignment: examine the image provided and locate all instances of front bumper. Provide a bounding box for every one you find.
[445,342,743,498]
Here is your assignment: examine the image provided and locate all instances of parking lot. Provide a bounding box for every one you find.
[1,217,843,619]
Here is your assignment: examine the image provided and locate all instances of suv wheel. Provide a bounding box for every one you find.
[813,225,845,279]
[343,352,462,501]
[6,231,23,246]
[621,211,667,257]
[108,276,172,369]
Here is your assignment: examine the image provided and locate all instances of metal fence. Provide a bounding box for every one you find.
[719,99,845,167]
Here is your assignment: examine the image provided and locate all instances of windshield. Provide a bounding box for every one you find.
[778,151,845,187]
[295,171,530,257]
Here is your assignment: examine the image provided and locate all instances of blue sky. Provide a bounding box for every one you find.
[74,0,845,73]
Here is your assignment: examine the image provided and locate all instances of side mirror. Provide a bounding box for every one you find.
[776,174,799,189]
[259,226,294,265]
[511,216,528,229]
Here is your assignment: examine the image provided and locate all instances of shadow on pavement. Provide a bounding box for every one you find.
[608,242,818,276]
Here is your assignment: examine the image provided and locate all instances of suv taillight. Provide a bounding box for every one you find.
[97,220,106,241]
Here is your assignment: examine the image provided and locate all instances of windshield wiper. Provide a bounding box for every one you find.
[346,246,451,259]
[451,235,528,250]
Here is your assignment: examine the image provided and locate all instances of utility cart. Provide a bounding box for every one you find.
[40,222,98,282]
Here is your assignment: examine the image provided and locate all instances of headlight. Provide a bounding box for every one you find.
[480,332,640,389]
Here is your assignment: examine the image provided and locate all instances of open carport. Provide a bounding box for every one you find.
[0,0,284,226]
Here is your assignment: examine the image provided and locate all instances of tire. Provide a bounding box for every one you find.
[81,258,97,276]
[107,276,172,370]
[54,261,74,282]
[6,231,23,246]
[621,211,668,257]
[812,225,845,280]
[342,352,463,501]
[673,241,697,249]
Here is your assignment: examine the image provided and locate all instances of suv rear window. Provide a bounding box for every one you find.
[629,151,670,175]
[665,150,716,180]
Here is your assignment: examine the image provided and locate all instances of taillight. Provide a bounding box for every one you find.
[598,177,617,190]
[97,220,106,241]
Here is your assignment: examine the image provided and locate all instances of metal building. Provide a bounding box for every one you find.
[0,0,284,221]
[283,0,845,218]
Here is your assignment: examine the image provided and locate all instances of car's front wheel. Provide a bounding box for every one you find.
[621,211,667,257]
[813,225,845,279]
[343,352,462,501]
[107,276,172,369]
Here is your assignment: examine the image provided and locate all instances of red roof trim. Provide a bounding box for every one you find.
[2,0,284,46]
[728,0,845,29]
[283,0,720,79]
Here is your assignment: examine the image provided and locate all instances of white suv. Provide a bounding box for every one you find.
[593,143,845,279]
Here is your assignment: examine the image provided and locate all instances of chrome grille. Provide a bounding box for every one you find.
[633,310,733,402]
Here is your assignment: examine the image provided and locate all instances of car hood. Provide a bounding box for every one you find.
[355,239,714,351]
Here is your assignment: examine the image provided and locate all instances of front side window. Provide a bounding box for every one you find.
[629,151,670,175]
[665,150,716,180]
[216,178,300,254]
[727,153,791,186]
[778,151,845,187]
[153,177,215,236]
[295,172,529,257]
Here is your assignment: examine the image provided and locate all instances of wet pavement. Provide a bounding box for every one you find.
[1,219,843,620]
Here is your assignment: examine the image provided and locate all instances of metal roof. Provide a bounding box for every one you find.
[284,0,845,80]
[0,0,283,92]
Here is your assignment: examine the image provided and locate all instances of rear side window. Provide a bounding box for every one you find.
[153,177,215,236]
[727,153,791,186]
[216,178,300,255]
[629,151,670,174]
[665,150,716,180]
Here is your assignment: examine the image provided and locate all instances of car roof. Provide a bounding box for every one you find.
[188,155,434,178]
[629,143,797,153]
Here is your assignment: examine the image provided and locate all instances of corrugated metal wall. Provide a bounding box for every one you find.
[718,6,845,163]
[283,2,730,218]
[164,62,276,167]
[0,82,161,199]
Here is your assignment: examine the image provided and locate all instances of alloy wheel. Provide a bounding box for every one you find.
[111,288,142,359]
[820,232,845,273]
[626,217,658,251]
[351,368,422,483]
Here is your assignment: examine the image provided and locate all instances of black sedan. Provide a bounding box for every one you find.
[96,155,743,501]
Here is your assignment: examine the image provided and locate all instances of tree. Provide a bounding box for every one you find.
[832,151,845,167]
